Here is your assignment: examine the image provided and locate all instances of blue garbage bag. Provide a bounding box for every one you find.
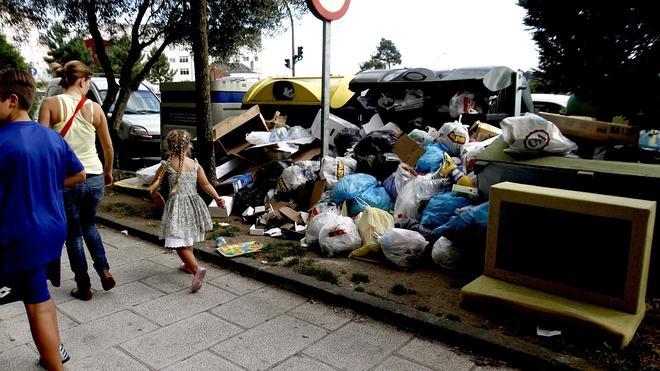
[332,174,378,204]
[349,186,393,215]
[415,143,449,173]
[383,174,398,200]
[434,202,489,236]
[420,192,470,228]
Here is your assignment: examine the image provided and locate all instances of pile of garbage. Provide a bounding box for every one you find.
[207,107,515,270]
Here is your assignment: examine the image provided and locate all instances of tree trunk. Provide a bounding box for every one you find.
[190,0,216,184]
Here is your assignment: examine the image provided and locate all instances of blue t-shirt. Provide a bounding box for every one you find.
[0,121,84,273]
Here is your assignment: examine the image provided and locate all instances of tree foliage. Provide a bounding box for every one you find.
[146,47,175,85]
[518,2,659,126]
[360,38,401,71]
[0,33,27,70]
[41,23,94,66]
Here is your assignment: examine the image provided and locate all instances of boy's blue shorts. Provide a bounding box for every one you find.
[1,265,51,304]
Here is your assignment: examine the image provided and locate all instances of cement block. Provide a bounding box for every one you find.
[208,272,265,296]
[47,279,78,305]
[397,338,475,370]
[211,315,327,370]
[58,281,163,323]
[162,350,244,371]
[270,355,337,371]
[374,355,434,371]
[0,344,41,370]
[66,346,150,371]
[210,286,306,328]
[0,308,77,352]
[120,312,241,369]
[140,266,224,294]
[303,321,412,370]
[106,259,170,286]
[132,284,236,326]
[288,301,352,331]
[0,301,24,321]
[60,310,158,360]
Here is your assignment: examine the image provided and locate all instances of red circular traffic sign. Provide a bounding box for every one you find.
[307,0,351,21]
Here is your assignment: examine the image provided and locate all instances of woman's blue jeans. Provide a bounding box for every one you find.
[63,174,110,290]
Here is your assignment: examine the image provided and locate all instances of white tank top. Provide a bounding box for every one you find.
[52,94,103,175]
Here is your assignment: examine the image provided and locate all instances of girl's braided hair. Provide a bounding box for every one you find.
[155,130,192,195]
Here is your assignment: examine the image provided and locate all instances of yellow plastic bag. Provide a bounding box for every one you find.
[349,207,394,257]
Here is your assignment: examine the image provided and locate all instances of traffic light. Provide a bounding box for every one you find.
[284,58,290,68]
[296,46,303,61]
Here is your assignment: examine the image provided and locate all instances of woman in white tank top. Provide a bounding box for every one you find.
[38,61,116,302]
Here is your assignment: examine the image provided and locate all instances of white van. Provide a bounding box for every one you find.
[45,77,162,168]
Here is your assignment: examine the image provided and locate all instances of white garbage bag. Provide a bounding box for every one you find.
[318,216,362,256]
[378,228,428,268]
[500,113,577,155]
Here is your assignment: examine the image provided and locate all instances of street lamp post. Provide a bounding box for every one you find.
[284,1,296,77]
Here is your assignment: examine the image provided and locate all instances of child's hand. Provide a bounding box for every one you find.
[215,197,225,208]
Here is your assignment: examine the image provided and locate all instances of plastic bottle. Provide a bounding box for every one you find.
[441,152,474,187]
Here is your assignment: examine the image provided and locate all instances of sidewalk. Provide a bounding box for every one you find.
[0,227,512,371]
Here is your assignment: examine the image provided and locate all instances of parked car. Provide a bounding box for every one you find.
[44,77,161,169]
[531,93,570,114]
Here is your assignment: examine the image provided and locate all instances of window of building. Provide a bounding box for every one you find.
[179,68,190,75]
[169,58,176,63]
[254,56,259,61]
[179,56,189,63]
[242,56,249,62]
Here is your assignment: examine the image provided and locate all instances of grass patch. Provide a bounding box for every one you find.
[350,272,370,284]
[209,225,240,239]
[101,202,161,220]
[297,263,338,284]
[260,242,306,262]
[390,284,417,296]
[354,286,365,292]
[282,257,300,267]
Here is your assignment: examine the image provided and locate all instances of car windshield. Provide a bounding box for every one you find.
[99,89,160,114]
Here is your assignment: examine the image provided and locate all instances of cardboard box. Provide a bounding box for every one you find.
[208,196,234,218]
[538,112,639,144]
[393,134,425,167]
[470,121,502,142]
[212,105,269,155]
[310,109,360,154]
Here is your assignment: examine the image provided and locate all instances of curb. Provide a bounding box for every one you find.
[97,213,600,370]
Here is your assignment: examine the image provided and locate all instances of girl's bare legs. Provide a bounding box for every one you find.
[176,247,199,273]
[25,299,63,371]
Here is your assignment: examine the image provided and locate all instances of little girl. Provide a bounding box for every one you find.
[148,130,225,293]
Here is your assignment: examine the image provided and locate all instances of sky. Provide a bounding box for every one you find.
[260,0,539,78]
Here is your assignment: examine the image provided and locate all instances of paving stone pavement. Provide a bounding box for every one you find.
[0,227,513,371]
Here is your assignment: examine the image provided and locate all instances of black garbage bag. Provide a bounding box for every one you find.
[334,127,362,156]
[352,131,397,158]
[254,160,292,191]
[233,185,267,215]
[355,152,401,181]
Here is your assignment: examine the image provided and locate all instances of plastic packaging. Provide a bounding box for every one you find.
[287,126,311,140]
[449,91,476,118]
[246,131,272,145]
[350,186,393,215]
[353,131,398,157]
[322,156,357,189]
[305,206,341,244]
[269,127,289,142]
[436,121,469,156]
[334,127,362,156]
[408,129,435,146]
[500,113,578,155]
[420,192,471,228]
[351,207,394,257]
[277,161,319,193]
[379,228,428,268]
[318,216,362,256]
[440,152,474,187]
[415,143,448,173]
[431,237,461,270]
[331,174,378,204]
[434,202,489,236]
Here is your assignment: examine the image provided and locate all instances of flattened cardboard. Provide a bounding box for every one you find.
[393,134,425,167]
[309,180,326,207]
[279,207,301,223]
[538,112,639,144]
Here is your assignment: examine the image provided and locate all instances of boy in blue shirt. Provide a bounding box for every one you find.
[0,69,86,370]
